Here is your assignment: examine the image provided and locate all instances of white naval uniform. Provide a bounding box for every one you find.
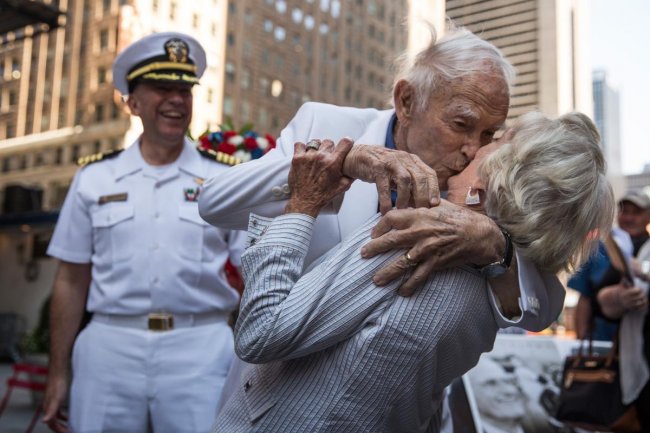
[47,137,246,433]
[198,102,566,412]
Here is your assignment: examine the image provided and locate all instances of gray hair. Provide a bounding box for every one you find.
[391,23,516,113]
[479,111,615,274]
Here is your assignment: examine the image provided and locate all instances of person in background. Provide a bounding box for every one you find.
[569,190,650,340]
[42,32,246,433]
[596,190,650,432]
[213,111,613,432]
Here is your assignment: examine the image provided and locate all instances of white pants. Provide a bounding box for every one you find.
[69,320,234,433]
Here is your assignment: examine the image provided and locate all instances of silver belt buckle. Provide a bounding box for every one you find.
[148,313,174,331]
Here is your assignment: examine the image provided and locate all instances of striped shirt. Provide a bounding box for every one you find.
[214,213,500,433]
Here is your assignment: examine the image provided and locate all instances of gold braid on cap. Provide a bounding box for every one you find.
[127,62,197,81]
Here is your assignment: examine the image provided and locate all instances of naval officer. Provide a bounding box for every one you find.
[42,32,245,433]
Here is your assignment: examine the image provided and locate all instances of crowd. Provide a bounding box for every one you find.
[36,21,648,433]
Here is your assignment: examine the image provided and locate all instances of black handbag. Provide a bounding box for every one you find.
[554,337,641,433]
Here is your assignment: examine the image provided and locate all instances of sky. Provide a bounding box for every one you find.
[590,0,650,174]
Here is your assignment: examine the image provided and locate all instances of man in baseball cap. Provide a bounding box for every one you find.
[618,190,650,255]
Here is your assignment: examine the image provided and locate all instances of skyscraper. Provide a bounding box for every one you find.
[593,69,624,197]
[445,0,593,120]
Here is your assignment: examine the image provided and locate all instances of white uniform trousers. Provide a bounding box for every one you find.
[69,319,234,433]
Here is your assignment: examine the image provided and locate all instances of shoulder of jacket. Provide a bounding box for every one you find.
[196,146,241,166]
[77,148,124,167]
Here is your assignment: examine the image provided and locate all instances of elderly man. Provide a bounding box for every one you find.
[199,25,565,408]
[42,32,245,433]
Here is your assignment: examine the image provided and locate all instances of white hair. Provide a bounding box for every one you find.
[479,112,615,273]
[391,23,516,113]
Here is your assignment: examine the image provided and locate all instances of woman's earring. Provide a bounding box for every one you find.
[465,187,481,205]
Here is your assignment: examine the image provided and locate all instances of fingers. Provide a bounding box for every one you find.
[397,261,435,296]
[409,156,439,208]
[293,141,307,155]
[376,179,393,215]
[333,137,354,163]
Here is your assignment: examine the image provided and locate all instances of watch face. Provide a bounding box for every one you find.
[482,263,508,279]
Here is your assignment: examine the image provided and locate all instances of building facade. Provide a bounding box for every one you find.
[222,0,408,133]
[592,69,624,198]
[445,0,593,120]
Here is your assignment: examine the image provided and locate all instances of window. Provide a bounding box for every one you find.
[225,62,235,82]
[291,8,303,23]
[9,90,17,106]
[193,13,200,28]
[228,1,236,14]
[227,32,235,46]
[94,140,102,154]
[241,69,250,90]
[170,1,177,19]
[55,147,63,165]
[264,19,273,32]
[240,101,250,120]
[273,27,287,42]
[2,157,10,172]
[98,66,107,84]
[259,77,270,95]
[71,144,80,163]
[258,107,268,127]
[6,123,15,138]
[95,104,104,122]
[304,15,314,30]
[152,0,158,12]
[223,96,233,116]
[276,1,287,14]
[244,9,253,24]
[99,29,109,49]
[103,0,111,13]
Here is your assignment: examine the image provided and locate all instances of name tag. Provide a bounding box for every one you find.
[98,192,128,205]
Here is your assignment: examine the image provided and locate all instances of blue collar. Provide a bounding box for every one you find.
[385,114,397,150]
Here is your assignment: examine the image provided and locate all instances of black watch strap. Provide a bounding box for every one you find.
[498,225,513,269]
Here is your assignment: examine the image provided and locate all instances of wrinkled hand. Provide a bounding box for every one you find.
[42,373,70,433]
[285,138,354,217]
[360,202,504,296]
[617,283,648,312]
[342,144,440,214]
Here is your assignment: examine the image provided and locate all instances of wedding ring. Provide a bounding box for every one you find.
[404,252,417,267]
[306,139,321,151]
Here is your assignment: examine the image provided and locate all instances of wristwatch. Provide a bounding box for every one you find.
[479,225,513,278]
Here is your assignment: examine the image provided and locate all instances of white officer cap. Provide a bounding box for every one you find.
[112,31,207,96]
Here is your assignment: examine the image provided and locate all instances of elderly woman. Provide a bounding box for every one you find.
[214,112,614,433]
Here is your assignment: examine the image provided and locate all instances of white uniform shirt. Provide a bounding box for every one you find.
[48,138,245,315]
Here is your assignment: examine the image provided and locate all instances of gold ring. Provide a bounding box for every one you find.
[404,252,417,267]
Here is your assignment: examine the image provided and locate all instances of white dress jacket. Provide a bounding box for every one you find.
[198,102,565,331]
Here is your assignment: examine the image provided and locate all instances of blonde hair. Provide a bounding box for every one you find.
[478,112,615,273]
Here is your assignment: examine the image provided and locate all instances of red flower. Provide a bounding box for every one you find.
[265,134,277,149]
[217,142,238,155]
[244,136,258,151]
[199,135,212,150]
[223,131,237,140]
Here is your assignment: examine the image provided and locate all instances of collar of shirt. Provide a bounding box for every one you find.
[114,137,204,181]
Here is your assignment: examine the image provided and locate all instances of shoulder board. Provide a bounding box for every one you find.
[196,147,241,166]
[77,148,124,167]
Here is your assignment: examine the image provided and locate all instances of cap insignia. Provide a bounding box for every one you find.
[165,38,189,63]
